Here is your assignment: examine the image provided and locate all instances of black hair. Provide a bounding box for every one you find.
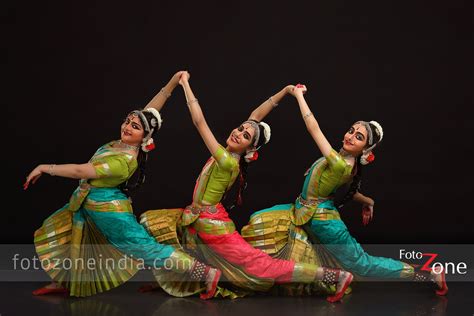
[252,119,267,149]
[224,119,267,209]
[120,110,159,196]
[336,122,381,208]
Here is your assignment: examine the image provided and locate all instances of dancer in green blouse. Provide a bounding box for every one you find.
[26,72,221,298]
[243,84,448,296]
[140,73,353,302]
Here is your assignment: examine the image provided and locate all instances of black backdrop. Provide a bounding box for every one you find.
[4,1,473,244]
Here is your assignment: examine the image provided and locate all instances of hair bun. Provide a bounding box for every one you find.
[143,108,163,130]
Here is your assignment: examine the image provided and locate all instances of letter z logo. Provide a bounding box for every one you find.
[421,253,438,272]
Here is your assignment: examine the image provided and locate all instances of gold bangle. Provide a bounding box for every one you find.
[186,98,199,106]
[160,88,171,98]
[48,164,56,176]
[302,112,313,119]
[268,96,278,107]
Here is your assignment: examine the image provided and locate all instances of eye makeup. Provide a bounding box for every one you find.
[237,125,252,141]
[123,117,143,131]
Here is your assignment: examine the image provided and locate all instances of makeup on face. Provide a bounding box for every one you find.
[123,116,143,131]
[227,123,256,152]
[237,124,253,141]
[121,116,144,146]
[342,123,368,154]
[347,125,366,142]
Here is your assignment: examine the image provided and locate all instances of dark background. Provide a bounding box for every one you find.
[3,1,473,244]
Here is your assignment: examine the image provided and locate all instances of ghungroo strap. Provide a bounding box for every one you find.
[322,267,341,285]
[189,261,211,281]
[413,271,431,282]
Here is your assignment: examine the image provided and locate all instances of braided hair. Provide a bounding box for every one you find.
[336,121,382,208]
[120,110,159,196]
[224,119,269,210]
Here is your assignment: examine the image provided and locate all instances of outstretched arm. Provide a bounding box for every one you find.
[179,72,220,157]
[144,71,185,111]
[290,85,333,157]
[248,85,294,121]
[24,163,98,189]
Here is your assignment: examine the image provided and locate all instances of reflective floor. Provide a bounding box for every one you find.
[1,280,472,315]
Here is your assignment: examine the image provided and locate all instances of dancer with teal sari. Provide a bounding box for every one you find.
[243,84,448,296]
[26,72,221,298]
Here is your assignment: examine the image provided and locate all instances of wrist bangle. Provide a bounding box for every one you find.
[302,112,313,119]
[186,98,198,106]
[160,88,171,98]
[48,164,56,176]
[268,96,278,107]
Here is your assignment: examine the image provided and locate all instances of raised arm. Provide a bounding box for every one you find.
[248,85,294,121]
[179,72,220,157]
[24,163,98,189]
[290,85,333,157]
[144,71,185,111]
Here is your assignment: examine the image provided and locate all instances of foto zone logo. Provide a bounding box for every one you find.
[399,250,467,274]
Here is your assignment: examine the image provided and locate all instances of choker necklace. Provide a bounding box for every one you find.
[339,148,353,158]
[339,148,356,165]
[118,140,139,151]
[230,152,241,160]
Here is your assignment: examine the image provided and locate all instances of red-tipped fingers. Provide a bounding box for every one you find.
[295,84,307,94]
[23,181,30,190]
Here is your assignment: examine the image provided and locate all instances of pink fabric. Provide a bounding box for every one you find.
[196,203,232,221]
[189,203,296,283]
[198,230,295,283]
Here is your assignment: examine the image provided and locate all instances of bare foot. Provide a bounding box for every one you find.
[200,268,221,300]
[205,268,216,293]
[431,267,448,295]
[327,271,353,303]
[336,271,353,293]
[32,282,68,295]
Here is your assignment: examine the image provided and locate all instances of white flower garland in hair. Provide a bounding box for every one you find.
[359,120,383,165]
[259,121,271,144]
[244,121,271,163]
[369,120,383,142]
[144,108,163,130]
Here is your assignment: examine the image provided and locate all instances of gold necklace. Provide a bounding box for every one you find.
[118,140,139,151]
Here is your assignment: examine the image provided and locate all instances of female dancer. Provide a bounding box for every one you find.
[140,72,353,302]
[26,72,221,298]
[243,84,448,295]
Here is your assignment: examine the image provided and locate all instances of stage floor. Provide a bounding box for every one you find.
[1,280,472,315]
